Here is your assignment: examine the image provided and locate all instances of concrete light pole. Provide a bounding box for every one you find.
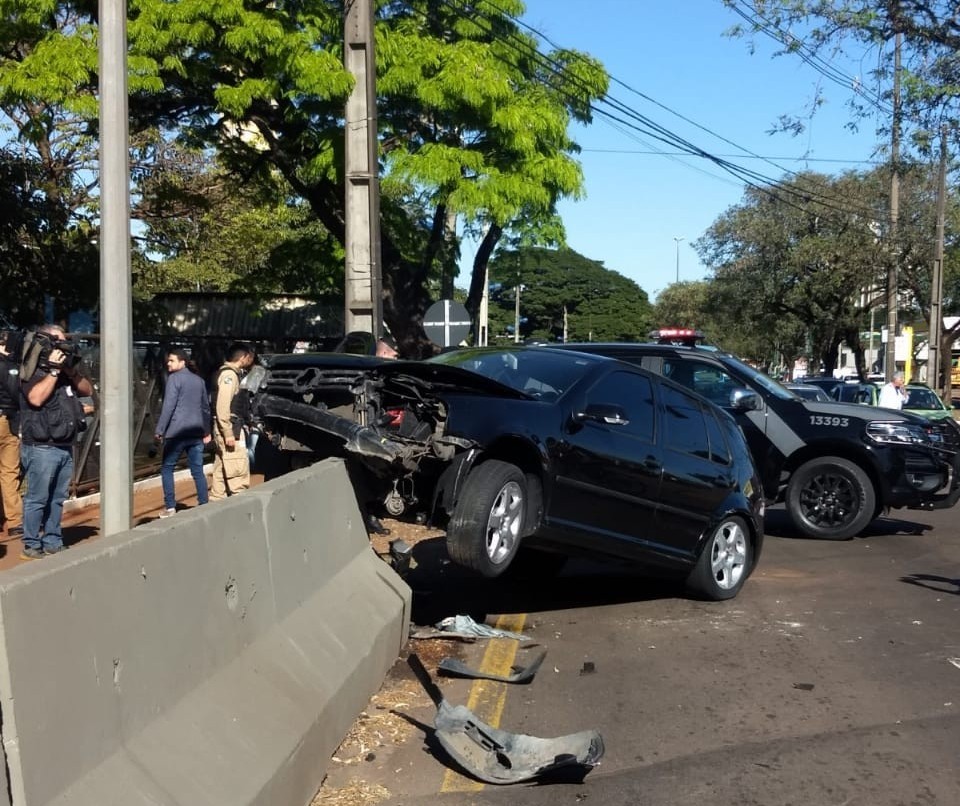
[674,236,685,283]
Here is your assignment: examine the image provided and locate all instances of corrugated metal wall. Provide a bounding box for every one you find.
[154,293,343,341]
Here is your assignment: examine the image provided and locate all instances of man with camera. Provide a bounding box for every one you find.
[19,325,93,560]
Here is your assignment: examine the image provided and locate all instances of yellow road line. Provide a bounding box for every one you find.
[439,612,527,793]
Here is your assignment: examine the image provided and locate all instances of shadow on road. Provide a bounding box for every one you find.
[406,536,686,628]
[764,509,933,540]
[900,573,960,595]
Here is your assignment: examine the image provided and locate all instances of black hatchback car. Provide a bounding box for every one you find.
[554,338,960,540]
[251,347,765,599]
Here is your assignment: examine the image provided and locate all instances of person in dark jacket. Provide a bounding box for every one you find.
[19,325,94,559]
[0,331,23,536]
[154,349,211,517]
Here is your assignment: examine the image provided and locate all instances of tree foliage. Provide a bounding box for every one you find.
[696,171,889,374]
[486,246,652,343]
[1,0,610,349]
[125,0,609,354]
[723,1,960,149]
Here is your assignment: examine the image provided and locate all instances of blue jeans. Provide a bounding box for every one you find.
[161,436,208,510]
[21,444,73,551]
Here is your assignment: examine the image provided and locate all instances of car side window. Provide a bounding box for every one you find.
[704,408,732,465]
[661,385,711,459]
[663,359,738,407]
[585,371,655,441]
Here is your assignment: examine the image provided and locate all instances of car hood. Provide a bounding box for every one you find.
[904,408,954,421]
[799,399,930,426]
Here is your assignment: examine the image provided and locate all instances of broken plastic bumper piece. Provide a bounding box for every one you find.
[433,699,604,785]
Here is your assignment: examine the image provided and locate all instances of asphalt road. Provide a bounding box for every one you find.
[336,504,960,806]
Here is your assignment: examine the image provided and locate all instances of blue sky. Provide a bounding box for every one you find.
[462,0,891,301]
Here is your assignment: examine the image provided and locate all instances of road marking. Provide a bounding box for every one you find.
[440,612,527,793]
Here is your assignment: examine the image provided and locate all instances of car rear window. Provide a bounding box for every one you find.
[428,348,597,397]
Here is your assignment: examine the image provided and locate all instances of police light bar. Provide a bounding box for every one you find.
[649,327,706,345]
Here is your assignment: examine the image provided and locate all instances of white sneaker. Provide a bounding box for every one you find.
[158,508,176,518]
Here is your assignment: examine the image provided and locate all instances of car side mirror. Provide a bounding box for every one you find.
[574,403,631,426]
[729,389,762,411]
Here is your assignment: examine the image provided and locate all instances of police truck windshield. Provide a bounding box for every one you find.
[721,355,797,401]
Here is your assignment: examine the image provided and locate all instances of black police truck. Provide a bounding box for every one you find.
[554,330,960,540]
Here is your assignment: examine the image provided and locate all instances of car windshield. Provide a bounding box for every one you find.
[788,386,828,402]
[904,388,944,410]
[719,354,796,400]
[428,347,597,397]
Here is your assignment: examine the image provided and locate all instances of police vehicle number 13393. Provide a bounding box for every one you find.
[810,415,849,427]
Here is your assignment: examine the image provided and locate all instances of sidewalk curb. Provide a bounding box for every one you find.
[64,463,215,513]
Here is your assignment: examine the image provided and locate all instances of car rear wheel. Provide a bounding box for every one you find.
[686,516,751,600]
[446,460,526,577]
[786,456,875,540]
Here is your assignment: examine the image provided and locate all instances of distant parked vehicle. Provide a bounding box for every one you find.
[784,383,832,402]
[832,382,880,406]
[796,376,844,399]
[903,384,957,424]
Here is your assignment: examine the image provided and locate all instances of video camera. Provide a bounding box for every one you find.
[20,330,82,378]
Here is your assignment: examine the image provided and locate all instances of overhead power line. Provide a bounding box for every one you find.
[417,0,902,234]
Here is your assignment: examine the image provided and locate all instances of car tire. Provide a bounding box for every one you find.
[786,456,876,540]
[686,515,752,600]
[446,460,526,577]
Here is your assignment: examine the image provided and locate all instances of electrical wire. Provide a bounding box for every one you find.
[410,0,909,236]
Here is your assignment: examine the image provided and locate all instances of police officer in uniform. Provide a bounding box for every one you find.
[0,331,23,536]
[209,342,256,500]
[19,325,93,559]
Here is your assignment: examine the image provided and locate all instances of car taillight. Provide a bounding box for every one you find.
[385,407,405,426]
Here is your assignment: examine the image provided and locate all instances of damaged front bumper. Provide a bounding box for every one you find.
[253,393,417,468]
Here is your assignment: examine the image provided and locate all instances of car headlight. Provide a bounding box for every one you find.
[866,421,932,446]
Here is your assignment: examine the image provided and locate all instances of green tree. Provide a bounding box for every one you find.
[3,2,609,350]
[132,137,341,297]
[487,246,652,343]
[122,0,608,354]
[695,171,894,376]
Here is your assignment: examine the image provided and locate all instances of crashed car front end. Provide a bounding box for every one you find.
[250,359,521,518]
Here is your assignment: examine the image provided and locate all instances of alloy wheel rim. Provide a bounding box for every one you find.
[485,480,524,565]
[799,471,857,528]
[711,520,747,590]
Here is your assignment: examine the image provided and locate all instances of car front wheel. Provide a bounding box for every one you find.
[786,456,875,540]
[686,516,752,600]
[446,460,526,577]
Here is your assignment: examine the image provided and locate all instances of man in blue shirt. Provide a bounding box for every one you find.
[155,349,211,517]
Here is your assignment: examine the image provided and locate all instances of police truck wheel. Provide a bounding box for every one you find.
[446,460,526,577]
[786,457,875,540]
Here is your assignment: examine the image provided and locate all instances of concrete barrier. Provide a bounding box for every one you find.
[0,458,410,806]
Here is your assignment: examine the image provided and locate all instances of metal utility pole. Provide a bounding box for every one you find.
[344,0,382,337]
[477,266,489,346]
[98,0,133,536]
[885,31,902,382]
[514,284,522,344]
[673,236,684,283]
[928,125,948,398]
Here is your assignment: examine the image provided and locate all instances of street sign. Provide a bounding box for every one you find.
[424,299,471,347]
